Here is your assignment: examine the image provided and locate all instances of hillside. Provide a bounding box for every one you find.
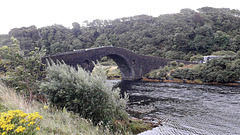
[0,7,240,60]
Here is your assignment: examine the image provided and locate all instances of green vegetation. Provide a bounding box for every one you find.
[146,66,170,80]
[0,38,151,134]
[0,5,239,134]
[104,66,121,78]
[0,7,239,60]
[147,53,240,83]
[211,50,236,56]
[1,7,239,83]
[0,83,118,135]
[100,56,117,66]
[0,37,45,101]
[190,54,204,62]
[0,110,43,134]
[171,52,240,83]
[99,57,121,78]
[40,60,128,125]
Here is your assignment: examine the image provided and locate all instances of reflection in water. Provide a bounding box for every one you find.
[111,80,240,135]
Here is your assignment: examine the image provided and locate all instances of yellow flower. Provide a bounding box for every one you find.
[1,110,43,134]
[6,124,14,131]
[28,121,35,126]
[44,106,48,110]
[19,119,27,123]
[15,126,26,133]
[36,127,40,131]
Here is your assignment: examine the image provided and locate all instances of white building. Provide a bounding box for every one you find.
[203,55,221,63]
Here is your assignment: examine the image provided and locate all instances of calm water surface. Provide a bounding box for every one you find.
[111,80,240,135]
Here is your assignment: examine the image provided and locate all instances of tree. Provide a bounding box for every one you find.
[169,61,178,68]
[190,25,214,53]
[72,22,81,37]
[2,6,240,61]
[164,51,185,60]
[198,57,239,83]
[8,25,41,53]
[211,50,236,56]
[0,37,46,101]
[229,35,240,51]
[173,33,190,52]
[213,31,230,51]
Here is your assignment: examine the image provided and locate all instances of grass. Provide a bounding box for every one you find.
[0,82,131,135]
[0,82,152,135]
[104,66,121,78]
[0,77,154,135]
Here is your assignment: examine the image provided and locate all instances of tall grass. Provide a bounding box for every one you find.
[0,82,130,135]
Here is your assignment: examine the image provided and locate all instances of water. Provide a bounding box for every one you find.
[111,80,240,135]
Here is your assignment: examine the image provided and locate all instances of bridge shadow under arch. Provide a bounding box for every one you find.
[103,54,134,80]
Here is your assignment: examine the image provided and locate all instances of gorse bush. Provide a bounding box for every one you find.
[0,110,43,135]
[40,60,128,125]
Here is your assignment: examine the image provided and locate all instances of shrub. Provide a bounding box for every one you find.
[40,60,128,125]
[171,68,199,81]
[178,63,184,67]
[169,61,178,68]
[0,110,43,135]
[190,54,204,62]
[146,66,170,80]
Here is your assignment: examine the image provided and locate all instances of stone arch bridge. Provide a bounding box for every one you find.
[44,47,193,80]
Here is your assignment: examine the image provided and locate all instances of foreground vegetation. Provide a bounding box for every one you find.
[41,60,129,126]
[0,83,119,135]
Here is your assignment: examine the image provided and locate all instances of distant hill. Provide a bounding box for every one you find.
[1,7,240,60]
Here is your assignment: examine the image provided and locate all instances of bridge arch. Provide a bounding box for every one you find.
[103,54,134,80]
[85,52,135,80]
[44,47,194,80]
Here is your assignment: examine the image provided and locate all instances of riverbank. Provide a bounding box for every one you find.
[107,76,240,86]
[141,77,240,86]
[107,76,240,87]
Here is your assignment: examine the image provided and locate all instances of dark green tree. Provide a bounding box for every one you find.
[0,37,46,101]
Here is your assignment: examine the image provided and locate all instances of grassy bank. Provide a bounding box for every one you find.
[0,82,128,135]
[0,81,155,135]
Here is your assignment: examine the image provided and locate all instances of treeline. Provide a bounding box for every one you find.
[172,52,240,83]
[1,7,240,60]
[147,51,240,83]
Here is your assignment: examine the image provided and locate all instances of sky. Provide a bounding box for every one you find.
[0,0,239,34]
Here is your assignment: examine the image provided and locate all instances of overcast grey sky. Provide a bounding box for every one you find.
[0,0,239,34]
